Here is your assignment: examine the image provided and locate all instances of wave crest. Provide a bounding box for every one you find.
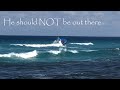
[47,50,62,55]
[80,50,98,52]
[47,49,79,55]
[70,42,94,45]
[11,43,65,48]
[68,50,79,53]
[0,50,38,59]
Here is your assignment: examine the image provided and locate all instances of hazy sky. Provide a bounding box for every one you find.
[0,11,120,36]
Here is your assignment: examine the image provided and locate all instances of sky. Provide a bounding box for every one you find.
[0,11,120,36]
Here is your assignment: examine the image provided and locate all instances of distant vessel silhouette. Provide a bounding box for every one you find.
[53,37,67,46]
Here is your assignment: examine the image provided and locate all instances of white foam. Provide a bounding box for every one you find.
[59,47,67,52]
[0,50,38,59]
[11,43,64,48]
[81,50,97,52]
[47,50,61,55]
[115,48,120,50]
[68,47,78,49]
[70,42,94,45]
[68,50,79,53]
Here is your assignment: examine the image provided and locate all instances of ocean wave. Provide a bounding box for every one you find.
[115,48,120,50]
[47,50,62,55]
[80,50,98,52]
[47,49,79,55]
[68,50,79,53]
[0,50,38,59]
[11,43,65,48]
[68,47,78,49]
[70,42,94,45]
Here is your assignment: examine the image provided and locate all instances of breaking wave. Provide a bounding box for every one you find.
[80,50,98,52]
[11,43,65,48]
[47,50,79,55]
[0,50,38,59]
[68,50,79,53]
[70,42,94,45]
[47,50,62,55]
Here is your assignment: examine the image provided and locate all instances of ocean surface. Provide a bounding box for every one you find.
[0,36,120,79]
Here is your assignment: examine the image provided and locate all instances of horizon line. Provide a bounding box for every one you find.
[0,35,120,37]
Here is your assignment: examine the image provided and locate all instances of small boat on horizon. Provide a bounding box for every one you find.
[53,37,67,46]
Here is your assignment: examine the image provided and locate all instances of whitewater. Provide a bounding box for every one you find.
[1,36,120,79]
[11,42,93,48]
[0,50,38,59]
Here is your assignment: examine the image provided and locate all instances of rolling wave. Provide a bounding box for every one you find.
[47,50,62,55]
[10,43,65,48]
[67,47,78,49]
[68,50,79,53]
[70,42,94,45]
[80,50,98,52]
[47,50,79,55]
[0,49,79,59]
[0,46,99,60]
[0,50,38,59]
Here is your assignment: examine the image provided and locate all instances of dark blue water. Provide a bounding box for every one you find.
[0,36,120,79]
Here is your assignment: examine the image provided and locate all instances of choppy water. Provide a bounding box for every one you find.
[0,36,120,79]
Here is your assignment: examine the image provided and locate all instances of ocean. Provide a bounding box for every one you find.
[0,36,120,79]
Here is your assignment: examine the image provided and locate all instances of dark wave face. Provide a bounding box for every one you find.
[0,36,120,79]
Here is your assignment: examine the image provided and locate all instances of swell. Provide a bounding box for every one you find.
[10,43,65,48]
[0,50,38,59]
[10,42,94,48]
[0,49,98,59]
